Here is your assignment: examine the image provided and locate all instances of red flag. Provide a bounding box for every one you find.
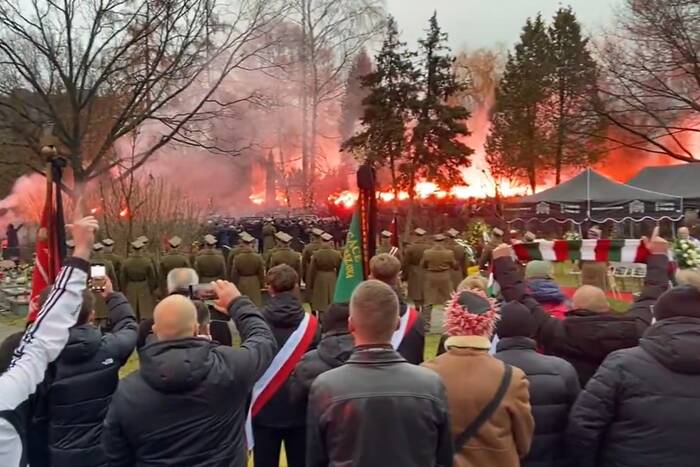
[27,168,61,323]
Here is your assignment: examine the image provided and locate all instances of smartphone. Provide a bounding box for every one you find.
[90,264,107,292]
[193,283,218,300]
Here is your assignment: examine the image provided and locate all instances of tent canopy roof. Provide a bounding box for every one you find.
[628,164,700,198]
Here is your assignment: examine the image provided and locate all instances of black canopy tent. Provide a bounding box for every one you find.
[504,169,683,224]
[628,164,700,210]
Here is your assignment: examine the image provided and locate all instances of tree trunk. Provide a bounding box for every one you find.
[300,2,310,206]
[403,167,417,240]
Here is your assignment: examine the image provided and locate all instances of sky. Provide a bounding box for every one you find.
[385,0,623,51]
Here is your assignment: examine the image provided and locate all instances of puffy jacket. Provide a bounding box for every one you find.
[397,301,425,364]
[288,329,353,414]
[255,291,319,428]
[48,293,137,467]
[307,346,453,467]
[493,255,669,386]
[101,297,276,467]
[495,337,580,467]
[526,278,570,320]
[568,317,700,467]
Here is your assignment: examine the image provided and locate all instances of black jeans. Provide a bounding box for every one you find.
[253,425,306,467]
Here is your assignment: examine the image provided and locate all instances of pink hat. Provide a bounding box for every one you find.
[443,290,500,338]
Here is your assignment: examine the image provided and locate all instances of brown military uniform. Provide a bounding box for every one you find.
[404,240,431,304]
[302,239,323,280]
[195,249,227,284]
[478,239,501,270]
[121,253,157,321]
[262,223,277,254]
[376,241,403,264]
[421,244,457,306]
[102,252,124,289]
[232,246,265,307]
[269,246,302,280]
[307,245,341,312]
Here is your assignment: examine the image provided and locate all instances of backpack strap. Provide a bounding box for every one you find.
[454,363,513,449]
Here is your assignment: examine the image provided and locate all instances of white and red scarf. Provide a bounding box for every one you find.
[391,307,418,350]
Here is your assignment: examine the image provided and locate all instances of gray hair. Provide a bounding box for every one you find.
[167,268,199,294]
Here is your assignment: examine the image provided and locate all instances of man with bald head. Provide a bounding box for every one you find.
[306,280,453,467]
[491,231,671,386]
[102,280,276,467]
[678,225,700,249]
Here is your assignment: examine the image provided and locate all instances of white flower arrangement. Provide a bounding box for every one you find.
[674,239,700,269]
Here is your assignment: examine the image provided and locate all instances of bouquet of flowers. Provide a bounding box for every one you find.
[564,231,582,241]
[673,239,700,269]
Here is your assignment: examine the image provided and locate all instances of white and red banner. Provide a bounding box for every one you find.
[391,307,418,350]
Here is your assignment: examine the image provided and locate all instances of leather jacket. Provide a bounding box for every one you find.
[306,345,453,467]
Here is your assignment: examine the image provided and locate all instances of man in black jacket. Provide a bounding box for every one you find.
[253,265,319,467]
[47,278,137,467]
[102,280,276,467]
[306,280,453,467]
[369,253,425,364]
[568,284,700,467]
[491,233,670,386]
[495,302,580,467]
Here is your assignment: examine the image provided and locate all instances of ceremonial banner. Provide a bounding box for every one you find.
[334,211,364,303]
[512,239,652,264]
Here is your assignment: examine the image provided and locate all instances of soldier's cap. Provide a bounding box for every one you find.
[433,234,447,242]
[311,228,324,237]
[381,230,393,238]
[524,231,537,242]
[168,236,183,248]
[275,231,292,243]
[414,228,427,236]
[66,239,75,248]
[102,238,115,247]
[137,235,149,244]
[321,232,333,241]
[131,240,144,250]
[264,217,273,223]
[240,233,255,243]
[92,242,104,251]
[492,227,504,237]
[203,234,217,245]
[446,228,459,238]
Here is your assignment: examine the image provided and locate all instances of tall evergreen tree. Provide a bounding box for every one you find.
[338,48,374,141]
[547,7,604,184]
[486,14,552,192]
[342,16,419,200]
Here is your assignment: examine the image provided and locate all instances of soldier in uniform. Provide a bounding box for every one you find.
[307,232,342,314]
[227,236,246,277]
[403,228,431,313]
[102,238,123,289]
[121,240,157,321]
[420,234,457,333]
[137,235,161,294]
[268,232,302,280]
[478,227,504,270]
[231,233,265,307]
[195,234,227,284]
[446,228,467,292]
[262,218,277,254]
[92,242,119,325]
[159,236,191,296]
[302,228,324,278]
[376,230,402,263]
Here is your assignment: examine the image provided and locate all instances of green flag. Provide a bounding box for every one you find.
[333,210,364,303]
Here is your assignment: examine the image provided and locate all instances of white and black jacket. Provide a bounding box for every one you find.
[0,257,88,467]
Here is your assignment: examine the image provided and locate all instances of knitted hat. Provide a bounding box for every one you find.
[654,285,700,321]
[443,290,499,338]
[496,302,536,338]
[525,260,553,279]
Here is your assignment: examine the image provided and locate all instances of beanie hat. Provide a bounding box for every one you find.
[496,302,536,338]
[654,285,700,321]
[525,260,553,280]
[443,290,499,338]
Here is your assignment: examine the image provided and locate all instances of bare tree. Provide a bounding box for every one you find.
[0,0,287,192]
[597,0,700,162]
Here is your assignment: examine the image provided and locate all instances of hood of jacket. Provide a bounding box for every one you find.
[640,317,700,374]
[317,330,354,368]
[139,338,213,393]
[262,292,305,328]
[562,309,641,360]
[60,325,102,364]
[527,278,567,304]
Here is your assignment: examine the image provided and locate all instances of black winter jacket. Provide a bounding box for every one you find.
[101,297,276,467]
[397,301,425,364]
[288,329,354,413]
[255,292,319,428]
[568,317,700,467]
[495,336,580,467]
[307,346,453,467]
[493,255,669,385]
[48,292,137,467]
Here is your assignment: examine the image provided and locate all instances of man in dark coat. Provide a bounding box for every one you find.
[492,232,670,386]
[47,279,138,467]
[4,222,22,259]
[253,265,320,467]
[369,253,425,364]
[102,281,277,467]
[306,280,453,467]
[495,302,580,467]
[568,284,700,467]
